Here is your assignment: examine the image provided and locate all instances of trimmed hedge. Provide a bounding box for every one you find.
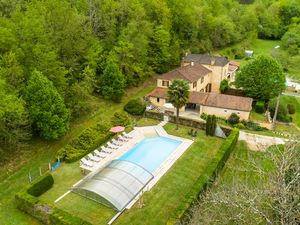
[145,110,164,120]
[168,115,232,136]
[287,104,296,114]
[255,101,265,114]
[168,128,239,224]
[57,122,112,163]
[27,173,54,197]
[15,173,92,225]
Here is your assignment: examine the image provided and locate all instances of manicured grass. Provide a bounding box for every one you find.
[136,117,160,127]
[38,123,223,225]
[250,110,267,122]
[113,124,224,225]
[219,141,274,184]
[0,79,156,225]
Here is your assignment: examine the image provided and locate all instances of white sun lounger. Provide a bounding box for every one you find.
[80,158,94,167]
[94,150,107,158]
[118,135,129,142]
[107,142,118,149]
[101,146,113,153]
[88,153,101,162]
[123,132,133,139]
[112,139,122,146]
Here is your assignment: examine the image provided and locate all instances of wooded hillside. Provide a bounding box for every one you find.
[0,0,299,151]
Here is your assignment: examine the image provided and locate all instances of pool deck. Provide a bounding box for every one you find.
[56,124,193,224]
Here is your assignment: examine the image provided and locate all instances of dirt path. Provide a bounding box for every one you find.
[239,131,286,151]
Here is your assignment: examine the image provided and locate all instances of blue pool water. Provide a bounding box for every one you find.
[119,136,182,173]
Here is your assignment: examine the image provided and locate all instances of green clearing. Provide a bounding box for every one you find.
[280,95,300,127]
[38,123,223,225]
[136,117,160,127]
[219,39,300,81]
[0,80,155,225]
[250,110,267,122]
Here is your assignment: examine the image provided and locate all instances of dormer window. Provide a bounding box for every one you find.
[193,81,197,88]
[162,80,169,87]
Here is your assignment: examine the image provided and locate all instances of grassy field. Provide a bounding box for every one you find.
[0,79,156,225]
[190,141,275,223]
[280,95,300,127]
[250,110,267,122]
[218,39,300,81]
[38,123,224,225]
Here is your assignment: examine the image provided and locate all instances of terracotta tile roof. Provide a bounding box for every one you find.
[158,64,211,83]
[148,88,252,112]
[182,54,229,67]
[189,92,209,104]
[148,87,168,98]
[228,61,240,72]
[205,93,252,111]
[229,61,240,67]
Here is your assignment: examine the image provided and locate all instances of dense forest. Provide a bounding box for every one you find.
[0,0,299,152]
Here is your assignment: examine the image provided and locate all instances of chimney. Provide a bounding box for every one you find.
[191,61,194,66]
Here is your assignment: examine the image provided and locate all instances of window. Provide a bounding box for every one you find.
[224,110,227,112]
[162,80,169,87]
[157,98,160,103]
[237,112,240,114]
[193,81,197,88]
[201,77,204,83]
[200,89,204,92]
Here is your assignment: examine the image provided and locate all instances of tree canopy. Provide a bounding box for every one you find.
[235,55,285,101]
[24,70,70,140]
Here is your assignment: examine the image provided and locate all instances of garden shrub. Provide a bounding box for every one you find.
[269,99,289,122]
[219,79,229,93]
[228,113,240,125]
[27,173,54,197]
[287,103,296,114]
[169,128,239,224]
[111,111,132,126]
[15,173,92,225]
[124,99,146,116]
[200,113,208,120]
[56,121,112,163]
[234,122,246,129]
[255,101,265,114]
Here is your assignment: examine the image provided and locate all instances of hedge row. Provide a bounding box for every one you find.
[167,128,239,225]
[144,110,164,120]
[168,115,232,136]
[57,122,113,163]
[15,173,92,225]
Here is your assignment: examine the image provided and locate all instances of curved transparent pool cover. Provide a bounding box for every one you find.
[72,160,153,211]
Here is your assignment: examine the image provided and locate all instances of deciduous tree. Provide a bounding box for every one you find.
[24,70,70,140]
[235,55,285,101]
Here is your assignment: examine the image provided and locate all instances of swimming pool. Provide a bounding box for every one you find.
[119,136,182,173]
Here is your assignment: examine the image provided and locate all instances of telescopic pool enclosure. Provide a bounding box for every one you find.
[72,160,153,211]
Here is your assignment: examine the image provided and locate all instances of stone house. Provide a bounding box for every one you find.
[148,54,252,120]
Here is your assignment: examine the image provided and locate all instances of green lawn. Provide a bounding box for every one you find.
[250,110,267,122]
[37,123,224,225]
[114,124,224,225]
[136,117,160,127]
[280,95,300,127]
[0,79,156,225]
